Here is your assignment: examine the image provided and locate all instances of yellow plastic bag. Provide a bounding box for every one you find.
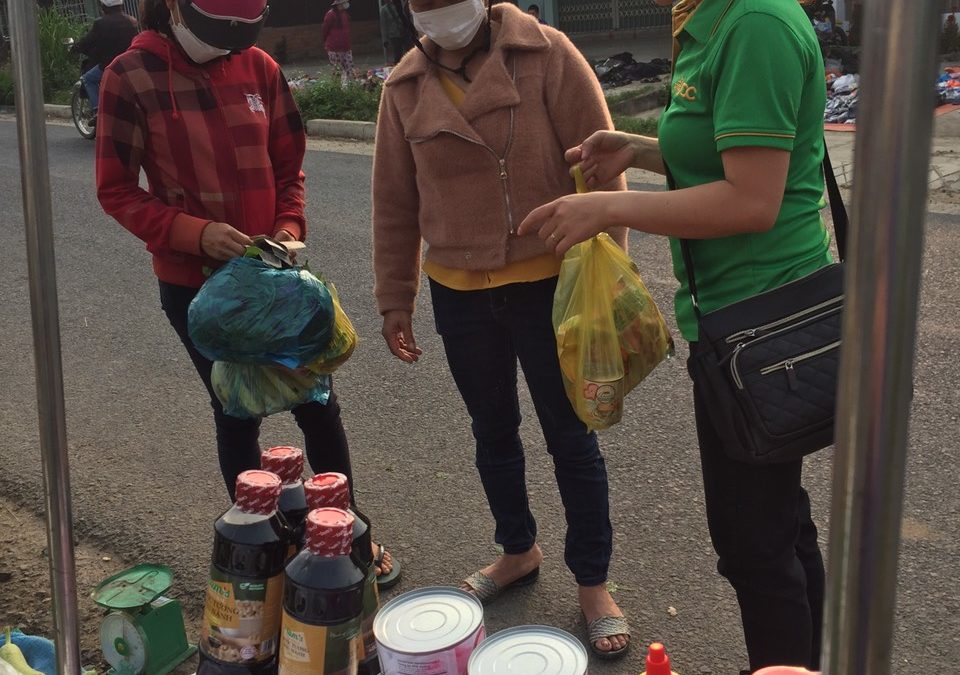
[304,282,358,375]
[554,232,674,431]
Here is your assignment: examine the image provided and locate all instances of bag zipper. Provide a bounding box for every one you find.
[729,305,843,390]
[759,340,842,390]
[724,295,843,344]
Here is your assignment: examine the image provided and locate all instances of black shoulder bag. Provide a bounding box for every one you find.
[677,150,848,464]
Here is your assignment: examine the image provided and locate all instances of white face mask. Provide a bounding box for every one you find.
[412,0,486,51]
[170,6,231,64]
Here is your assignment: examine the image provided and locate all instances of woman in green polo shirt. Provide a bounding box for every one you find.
[519,0,829,671]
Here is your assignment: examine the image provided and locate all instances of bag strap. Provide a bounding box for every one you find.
[672,145,848,321]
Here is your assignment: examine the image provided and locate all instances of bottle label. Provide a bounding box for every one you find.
[279,612,362,674]
[199,569,283,666]
[360,565,381,661]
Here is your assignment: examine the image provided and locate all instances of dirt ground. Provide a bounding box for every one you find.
[0,495,198,674]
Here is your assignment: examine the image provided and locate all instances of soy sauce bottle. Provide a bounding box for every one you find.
[304,474,381,675]
[198,470,287,675]
[261,446,308,554]
[278,508,365,674]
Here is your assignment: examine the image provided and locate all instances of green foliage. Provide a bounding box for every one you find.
[943,16,960,55]
[37,8,89,103]
[0,64,14,106]
[613,115,659,137]
[292,74,383,123]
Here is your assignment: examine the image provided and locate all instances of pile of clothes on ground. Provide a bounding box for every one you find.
[937,67,960,105]
[824,73,859,125]
[593,52,671,89]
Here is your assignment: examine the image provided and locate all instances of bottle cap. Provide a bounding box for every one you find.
[261,446,305,485]
[645,643,672,675]
[305,508,355,557]
[235,470,282,515]
[304,472,350,511]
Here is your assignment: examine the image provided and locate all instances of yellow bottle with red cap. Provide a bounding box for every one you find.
[641,643,680,675]
[197,470,288,675]
[261,446,308,556]
[305,473,381,675]
[278,507,365,674]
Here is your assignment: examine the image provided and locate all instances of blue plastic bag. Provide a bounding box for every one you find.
[188,258,335,369]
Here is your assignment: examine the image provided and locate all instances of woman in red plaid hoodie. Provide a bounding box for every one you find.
[96,0,399,587]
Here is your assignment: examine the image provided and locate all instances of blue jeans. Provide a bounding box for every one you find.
[81,65,102,110]
[429,277,612,586]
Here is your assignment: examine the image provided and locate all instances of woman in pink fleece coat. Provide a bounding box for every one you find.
[372,0,630,659]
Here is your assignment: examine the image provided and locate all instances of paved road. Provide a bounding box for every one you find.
[1,121,957,674]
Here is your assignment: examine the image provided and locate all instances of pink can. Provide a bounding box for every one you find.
[374,587,485,675]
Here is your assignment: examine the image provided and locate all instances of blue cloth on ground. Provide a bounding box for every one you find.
[1,630,56,675]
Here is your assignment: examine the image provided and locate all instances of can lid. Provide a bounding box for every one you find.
[375,587,484,654]
[235,470,282,515]
[304,472,350,511]
[306,507,355,556]
[467,625,587,675]
[261,446,305,485]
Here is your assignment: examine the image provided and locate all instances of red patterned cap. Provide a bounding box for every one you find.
[261,446,304,485]
[304,473,350,511]
[235,470,282,515]
[306,508,355,557]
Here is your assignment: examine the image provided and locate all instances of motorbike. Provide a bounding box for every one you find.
[63,38,96,140]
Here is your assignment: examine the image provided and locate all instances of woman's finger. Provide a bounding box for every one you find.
[565,145,584,165]
[517,201,556,237]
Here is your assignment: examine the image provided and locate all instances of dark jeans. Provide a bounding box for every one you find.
[429,277,612,586]
[688,341,825,672]
[159,281,353,502]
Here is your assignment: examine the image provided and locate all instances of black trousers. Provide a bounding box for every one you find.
[689,341,825,672]
[159,281,353,502]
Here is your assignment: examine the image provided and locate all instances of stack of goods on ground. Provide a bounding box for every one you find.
[593,52,671,89]
[938,67,960,105]
[824,73,860,125]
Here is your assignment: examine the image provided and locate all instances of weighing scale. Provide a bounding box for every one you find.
[92,564,197,675]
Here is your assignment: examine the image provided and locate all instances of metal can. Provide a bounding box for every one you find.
[374,587,485,675]
[467,625,588,675]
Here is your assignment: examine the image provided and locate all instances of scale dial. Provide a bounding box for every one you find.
[100,612,147,674]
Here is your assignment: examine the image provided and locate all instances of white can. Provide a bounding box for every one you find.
[467,625,588,675]
[374,587,485,675]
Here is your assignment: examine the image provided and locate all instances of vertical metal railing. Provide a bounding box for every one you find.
[7,0,82,673]
[822,1,943,675]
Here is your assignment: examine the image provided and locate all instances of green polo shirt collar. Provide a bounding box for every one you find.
[682,0,737,43]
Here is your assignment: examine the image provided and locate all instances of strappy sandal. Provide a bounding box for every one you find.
[375,543,402,591]
[461,566,540,605]
[586,615,631,661]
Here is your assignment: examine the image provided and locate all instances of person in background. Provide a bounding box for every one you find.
[71,0,138,123]
[322,0,355,84]
[380,0,409,65]
[96,0,400,590]
[527,3,547,24]
[373,0,630,660]
[519,0,829,671]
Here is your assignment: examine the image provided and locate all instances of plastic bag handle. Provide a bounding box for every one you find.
[571,165,590,195]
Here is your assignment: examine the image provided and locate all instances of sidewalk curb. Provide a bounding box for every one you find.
[306,118,376,141]
[0,104,74,120]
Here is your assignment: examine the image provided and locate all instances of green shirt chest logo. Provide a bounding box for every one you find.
[673,76,699,102]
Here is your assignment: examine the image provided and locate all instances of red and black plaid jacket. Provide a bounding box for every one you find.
[96,31,307,288]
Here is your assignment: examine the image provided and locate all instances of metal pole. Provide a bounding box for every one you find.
[822,1,942,674]
[7,1,82,673]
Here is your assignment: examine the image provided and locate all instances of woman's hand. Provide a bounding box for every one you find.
[565,130,638,189]
[381,310,422,363]
[200,222,253,260]
[518,192,612,257]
